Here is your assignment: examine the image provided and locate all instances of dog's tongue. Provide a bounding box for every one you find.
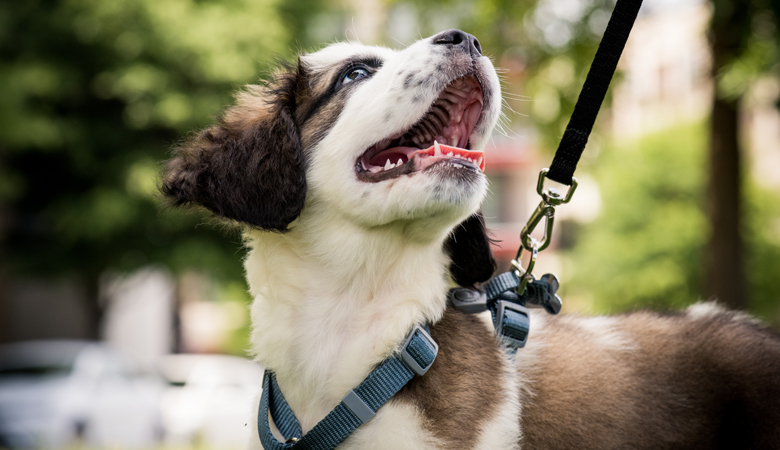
[415,141,485,171]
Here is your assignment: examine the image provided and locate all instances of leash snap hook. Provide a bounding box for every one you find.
[511,238,538,294]
[520,169,579,252]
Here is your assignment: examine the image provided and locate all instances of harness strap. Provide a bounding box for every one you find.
[484,272,521,300]
[546,0,643,186]
[258,325,437,450]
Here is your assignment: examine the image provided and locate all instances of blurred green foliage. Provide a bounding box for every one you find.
[0,0,300,283]
[564,122,780,324]
[744,181,780,324]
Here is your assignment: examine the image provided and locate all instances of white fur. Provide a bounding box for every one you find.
[687,301,761,325]
[686,301,726,320]
[474,352,522,450]
[246,35,504,448]
[338,403,445,449]
[515,311,548,410]
[571,316,636,352]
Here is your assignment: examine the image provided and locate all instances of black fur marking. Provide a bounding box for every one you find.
[404,74,414,88]
[300,56,383,124]
[444,211,496,287]
[160,61,308,231]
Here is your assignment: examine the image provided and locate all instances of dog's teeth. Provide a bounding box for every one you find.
[434,140,442,156]
[447,152,453,157]
[450,136,458,147]
[476,157,483,167]
[384,160,393,170]
[397,158,403,166]
[455,112,463,123]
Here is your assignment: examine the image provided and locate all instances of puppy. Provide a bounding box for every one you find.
[161,30,780,449]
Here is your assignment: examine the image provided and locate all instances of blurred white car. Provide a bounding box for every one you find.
[0,340,164,449]
[158,354,263,449]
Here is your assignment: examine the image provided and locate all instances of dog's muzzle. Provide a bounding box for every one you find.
[356,74,485,183]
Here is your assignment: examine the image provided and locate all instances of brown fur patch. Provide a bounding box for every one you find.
[520,309,780,449]
[298,87,351,151]
[395,308,505,449]
[160,61,308,231]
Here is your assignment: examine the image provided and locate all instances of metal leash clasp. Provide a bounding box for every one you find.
[512,169,578,294]
[511,238,538,294]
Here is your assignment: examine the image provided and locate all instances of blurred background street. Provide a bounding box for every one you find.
[1,0,779,448]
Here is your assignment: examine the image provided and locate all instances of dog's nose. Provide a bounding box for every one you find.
[432,29,482,57]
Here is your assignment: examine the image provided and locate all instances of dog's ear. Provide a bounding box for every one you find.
[161,61,307,231]
[444,210,497,287]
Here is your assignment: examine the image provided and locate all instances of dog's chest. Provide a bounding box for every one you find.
[338,309,522,450]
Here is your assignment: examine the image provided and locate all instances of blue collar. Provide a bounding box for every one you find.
[257,324,438,450]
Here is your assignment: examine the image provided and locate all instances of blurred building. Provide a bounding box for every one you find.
[614,0,780,192]
[100,268,176,373]
[612,1,712,137]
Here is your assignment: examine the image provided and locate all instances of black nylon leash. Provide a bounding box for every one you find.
[547,0,644,186]
[454,0,644,352]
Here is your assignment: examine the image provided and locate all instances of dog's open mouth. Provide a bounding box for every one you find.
[356,75,485,182]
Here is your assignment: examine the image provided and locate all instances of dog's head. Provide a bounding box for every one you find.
[162,30,501,286]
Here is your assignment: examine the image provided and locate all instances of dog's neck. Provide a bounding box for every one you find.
[245,208,455,429]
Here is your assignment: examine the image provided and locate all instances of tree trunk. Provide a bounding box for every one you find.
[705,95,744,309]
[705,0,748,309]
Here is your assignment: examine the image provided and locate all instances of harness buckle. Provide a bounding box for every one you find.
[448,287,488,313]
[494,301,530,349]
[399,325,438,376]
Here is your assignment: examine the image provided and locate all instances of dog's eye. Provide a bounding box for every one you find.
[342,67,369,84]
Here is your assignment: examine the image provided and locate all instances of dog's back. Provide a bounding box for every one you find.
[393,302,780,449]
[518,303,780,449]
